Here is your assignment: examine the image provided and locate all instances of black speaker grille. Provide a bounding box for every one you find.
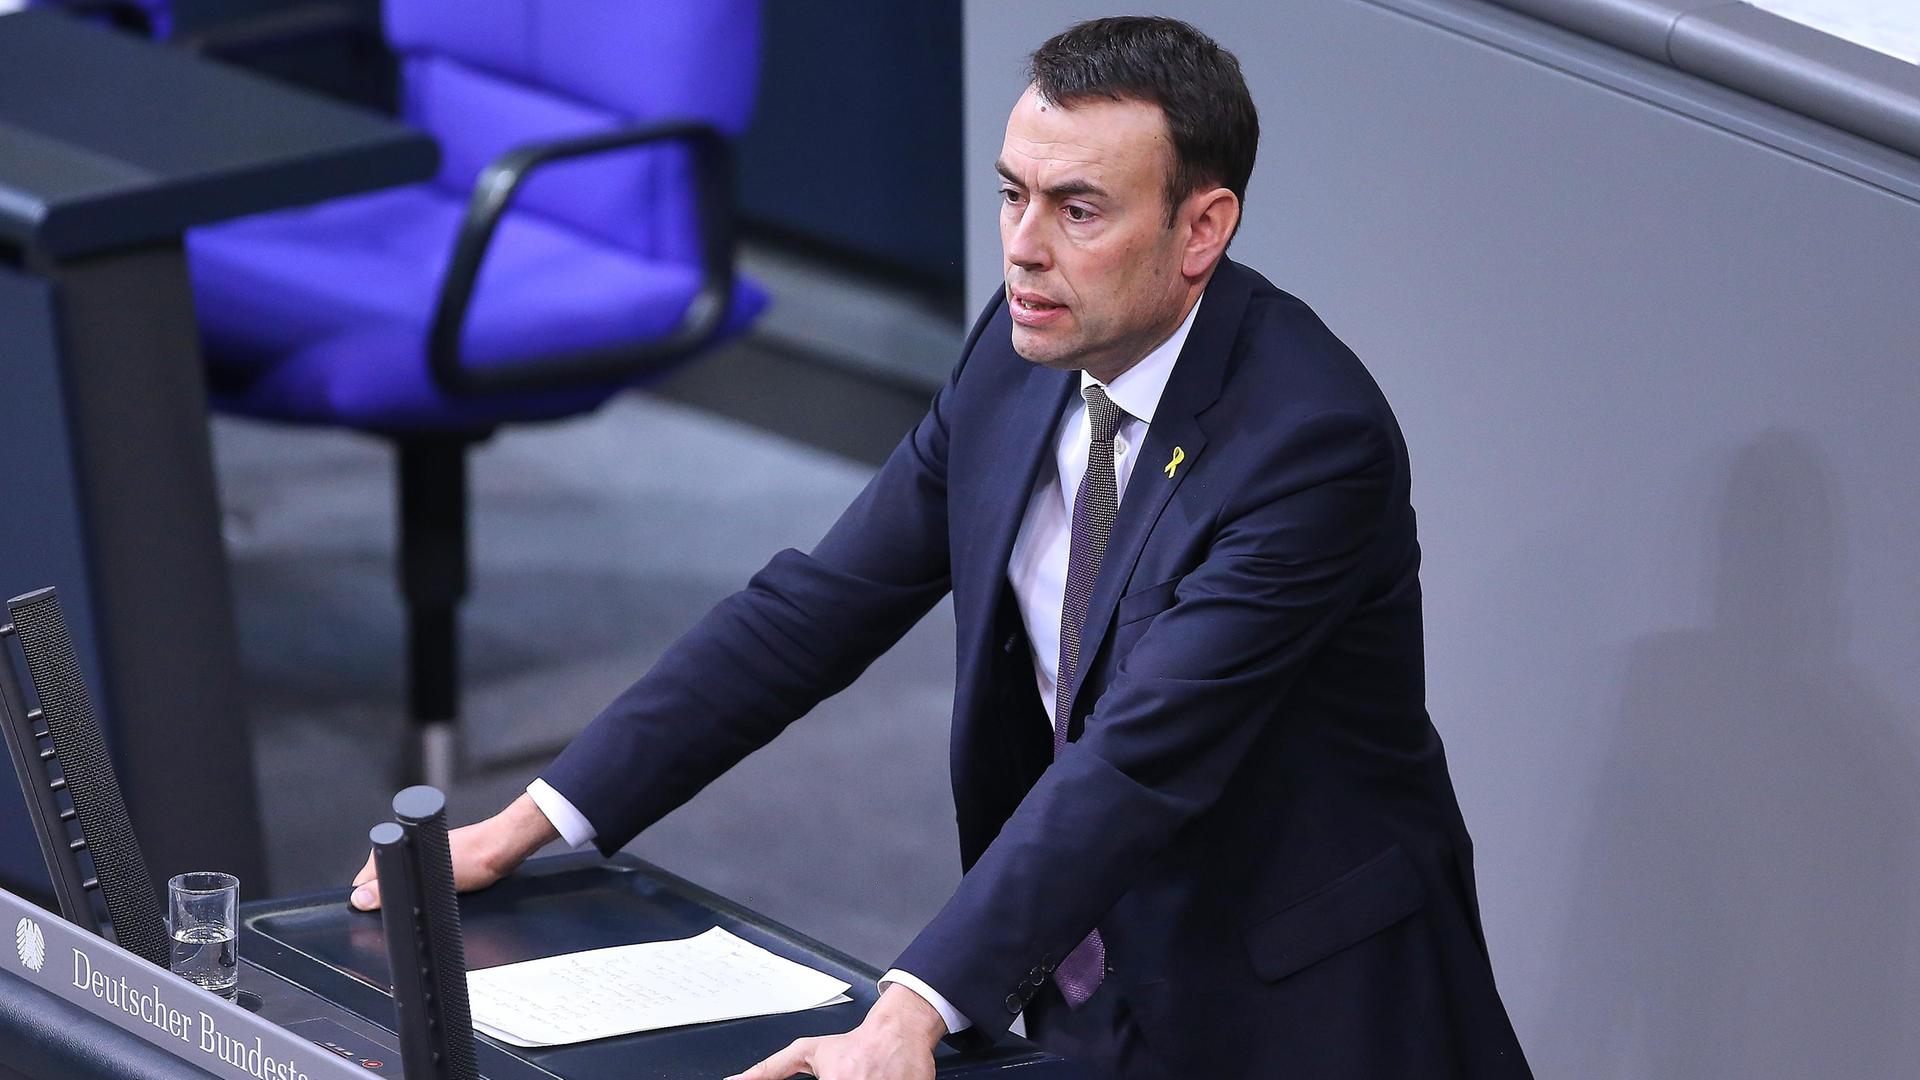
[8,590,169,968]
[409,809,478,1080]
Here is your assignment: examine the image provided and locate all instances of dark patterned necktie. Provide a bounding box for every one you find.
[1051,382,1122,1007]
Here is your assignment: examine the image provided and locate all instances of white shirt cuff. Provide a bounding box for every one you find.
[879,968,971,1034]
[526,778,598,850]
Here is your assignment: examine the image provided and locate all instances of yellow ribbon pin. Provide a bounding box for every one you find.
[1163,446,1186,478]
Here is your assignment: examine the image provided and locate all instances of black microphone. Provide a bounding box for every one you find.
[370,784,479,1080]
[0,587,168,968]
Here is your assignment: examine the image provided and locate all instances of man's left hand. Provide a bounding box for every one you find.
[727,984,946,1080]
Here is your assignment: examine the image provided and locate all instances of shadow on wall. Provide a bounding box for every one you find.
[1545,431,1919,1078]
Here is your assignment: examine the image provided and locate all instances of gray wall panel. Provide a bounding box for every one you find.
[966,1,1920,1074]
[1497,0,1694,60]
[1492,0,1920,158]
[1671,2,1920,152]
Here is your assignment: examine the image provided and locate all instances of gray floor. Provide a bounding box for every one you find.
[739,242,965,390]
[212,373,962,970]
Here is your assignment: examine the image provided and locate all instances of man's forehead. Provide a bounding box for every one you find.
[1000,87,1170,183]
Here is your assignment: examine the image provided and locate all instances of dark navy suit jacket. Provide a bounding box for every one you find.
[545,259,1531,1076]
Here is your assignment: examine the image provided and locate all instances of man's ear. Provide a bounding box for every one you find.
[1181,187,1241,279]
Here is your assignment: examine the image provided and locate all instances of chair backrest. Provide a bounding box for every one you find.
[385,0,760,263]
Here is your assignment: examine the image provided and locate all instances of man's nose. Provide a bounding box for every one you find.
[1004,204,1049,271]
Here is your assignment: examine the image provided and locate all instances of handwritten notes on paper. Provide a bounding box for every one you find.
[466,927,854,1047]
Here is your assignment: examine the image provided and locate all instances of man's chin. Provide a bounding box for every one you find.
[1010,324,1080,369]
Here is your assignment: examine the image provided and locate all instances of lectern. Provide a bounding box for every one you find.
[0,852,1082,1079]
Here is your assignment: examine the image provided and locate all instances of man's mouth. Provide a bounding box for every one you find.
[1009,290,1066,326]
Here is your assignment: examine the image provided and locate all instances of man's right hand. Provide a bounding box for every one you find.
[349,792,561,911]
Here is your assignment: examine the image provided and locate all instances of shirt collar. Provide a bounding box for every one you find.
[1080,291,1204,425]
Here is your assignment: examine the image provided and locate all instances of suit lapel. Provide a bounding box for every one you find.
[1060,260,1253,726]
[960,357,1077,656]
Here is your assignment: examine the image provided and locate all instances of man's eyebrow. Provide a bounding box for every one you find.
[1044,177,1108,200]
[994,159,1110,201]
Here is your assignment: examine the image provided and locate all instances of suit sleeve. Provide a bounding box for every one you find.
[892,407,1397,1032]
[540,297,1003,854]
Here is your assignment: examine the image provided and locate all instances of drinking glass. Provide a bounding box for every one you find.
[168,871,239,997]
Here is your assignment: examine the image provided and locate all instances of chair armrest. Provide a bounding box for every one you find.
[427,121,738,397]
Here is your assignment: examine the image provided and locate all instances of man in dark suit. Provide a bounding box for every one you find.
[352,16,1530,1079]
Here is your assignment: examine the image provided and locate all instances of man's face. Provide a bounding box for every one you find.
[997,86,1192,379]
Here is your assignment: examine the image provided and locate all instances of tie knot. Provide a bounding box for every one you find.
[1082,383,1123,443]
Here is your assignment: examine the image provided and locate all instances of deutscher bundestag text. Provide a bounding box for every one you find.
[70,945,315,1080]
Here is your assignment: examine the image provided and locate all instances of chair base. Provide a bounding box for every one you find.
[416,720,458,794]
[391,431,581,787]
[395,435,473,788]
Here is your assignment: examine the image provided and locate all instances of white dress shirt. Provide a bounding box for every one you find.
[1003,296,1198,732]
[529,293,1203,1036]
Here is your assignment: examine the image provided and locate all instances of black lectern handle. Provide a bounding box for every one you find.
[371,785,479,1080]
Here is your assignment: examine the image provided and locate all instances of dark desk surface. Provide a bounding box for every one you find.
[243,853,1074,1079]
[0,8,436,260]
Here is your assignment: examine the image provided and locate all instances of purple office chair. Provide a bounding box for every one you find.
[188,0,768,784]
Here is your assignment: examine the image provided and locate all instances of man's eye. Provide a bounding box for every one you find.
[1064,205,1092,223]
[1000,188,1021,204]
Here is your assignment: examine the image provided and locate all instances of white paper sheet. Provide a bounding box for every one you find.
[466,927,854,1047]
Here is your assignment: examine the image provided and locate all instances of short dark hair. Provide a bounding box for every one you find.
[1027,16,1259,227]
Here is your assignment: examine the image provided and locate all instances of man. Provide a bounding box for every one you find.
[352,16,1530,1079]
